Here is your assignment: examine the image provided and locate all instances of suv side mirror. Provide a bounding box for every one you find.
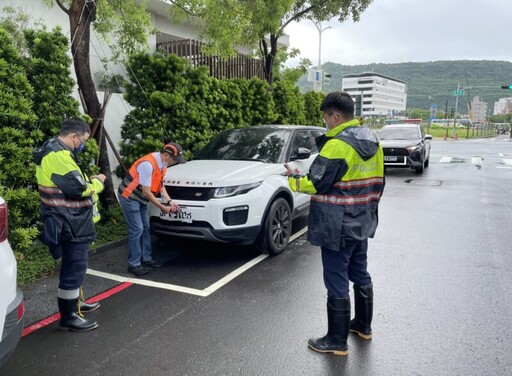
[292,147,311,160]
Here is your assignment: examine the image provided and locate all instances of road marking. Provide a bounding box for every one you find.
[86,226,309,297]
[502,159,512,166]
[439,156,452,163]
[471,157,484,167]
[203,254,268,294]
[22,282,133,337]
[290,226,308,242]
[497,166,512,169]
[86,269,209,297]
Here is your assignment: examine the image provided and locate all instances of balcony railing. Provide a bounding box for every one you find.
[157,39,265,80]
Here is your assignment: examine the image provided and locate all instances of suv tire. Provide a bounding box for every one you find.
[254,198,291,255]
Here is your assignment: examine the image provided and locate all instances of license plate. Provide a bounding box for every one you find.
[384,156,398,162]
[160,208,192,223]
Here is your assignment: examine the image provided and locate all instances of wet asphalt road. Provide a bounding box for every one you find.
[2,136,512,375]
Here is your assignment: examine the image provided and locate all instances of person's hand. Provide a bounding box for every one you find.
[283,163,300,177]
[91,174,107,183]
[160,205,172,215]
[169,202,181,213]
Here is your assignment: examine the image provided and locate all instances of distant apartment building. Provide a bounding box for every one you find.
[493,97,512,115]
[341,72,407,117]
[469,96,488,123]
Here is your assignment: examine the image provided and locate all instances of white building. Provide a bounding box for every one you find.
[493,97,512,115]
[341,72,407,117]
[469,96,488,123]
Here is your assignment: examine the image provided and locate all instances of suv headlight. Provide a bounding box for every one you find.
[214,181,262,198]
[406,144,422,153]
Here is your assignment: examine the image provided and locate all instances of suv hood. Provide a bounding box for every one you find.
[380,139,421,148]
[163,160,284,187]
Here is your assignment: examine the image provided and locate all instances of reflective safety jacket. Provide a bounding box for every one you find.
[288,119,385,250]
[119,153,166,204]
[33,138,104,243]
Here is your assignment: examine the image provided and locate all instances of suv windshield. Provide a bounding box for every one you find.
[380,127,420,140]
[194,127,290,163]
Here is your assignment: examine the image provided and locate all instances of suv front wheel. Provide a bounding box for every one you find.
[254,198,291,255]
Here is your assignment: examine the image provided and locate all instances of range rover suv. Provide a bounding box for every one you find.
[149,125,325,254]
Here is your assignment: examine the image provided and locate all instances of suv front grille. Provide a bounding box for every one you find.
[165,186,215,201]
[383,147,409,156]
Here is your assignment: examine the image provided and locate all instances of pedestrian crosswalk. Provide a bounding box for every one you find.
[436,155,512,168]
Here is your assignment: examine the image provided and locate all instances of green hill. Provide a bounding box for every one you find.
[296,60,512,114]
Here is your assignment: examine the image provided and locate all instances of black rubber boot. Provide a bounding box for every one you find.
[58,298,99,332]
[350,283,373,340]
[308,296,350,356]
[77,299,100,313]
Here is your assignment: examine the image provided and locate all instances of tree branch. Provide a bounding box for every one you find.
[166,1,207,18]
[55,0,69,15]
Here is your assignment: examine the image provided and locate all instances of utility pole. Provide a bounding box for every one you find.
[313,21,331,92]
[453,83,460,138]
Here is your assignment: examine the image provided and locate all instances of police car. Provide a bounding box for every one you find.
[149,125,325,254]
[0,196,25,367]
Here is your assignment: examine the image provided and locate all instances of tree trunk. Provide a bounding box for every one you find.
[69,0,116,210]
[261,34,278,85]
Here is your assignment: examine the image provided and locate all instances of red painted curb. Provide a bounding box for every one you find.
[22,282,134,337]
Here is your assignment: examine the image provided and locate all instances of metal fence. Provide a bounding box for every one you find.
[157,39,265,80]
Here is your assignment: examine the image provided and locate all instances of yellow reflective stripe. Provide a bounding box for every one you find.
[40,197,93,208]
[333,177,384,189]
[312,192,381,205]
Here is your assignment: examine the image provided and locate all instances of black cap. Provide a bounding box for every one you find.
[162,142,186,164]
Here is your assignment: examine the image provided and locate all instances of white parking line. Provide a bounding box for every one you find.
[502,159,512,166]
[87,226,309,297]
[86,268,209,296]
[439,156,452,163]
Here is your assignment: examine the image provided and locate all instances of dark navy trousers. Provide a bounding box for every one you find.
[59,241,89,291]
[321,239,372,298]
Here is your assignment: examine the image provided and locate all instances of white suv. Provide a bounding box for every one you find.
[0,196,25,367]
[150,125,324,254]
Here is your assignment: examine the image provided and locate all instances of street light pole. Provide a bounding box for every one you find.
[313,21,331,92]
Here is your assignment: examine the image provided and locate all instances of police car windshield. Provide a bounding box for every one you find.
[194,128,290,163]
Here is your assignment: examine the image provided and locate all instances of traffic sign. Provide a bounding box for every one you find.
[451,90,465,96]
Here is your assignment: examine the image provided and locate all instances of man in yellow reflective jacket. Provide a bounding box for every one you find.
[33,119,106,332]
[286,92,385,356]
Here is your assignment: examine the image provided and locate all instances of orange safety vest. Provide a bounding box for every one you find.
[120,153,167,202]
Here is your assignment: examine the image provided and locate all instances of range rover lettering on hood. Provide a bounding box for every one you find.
[164,179,214,186]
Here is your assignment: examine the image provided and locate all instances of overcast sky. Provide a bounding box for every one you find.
[284,0,512,67]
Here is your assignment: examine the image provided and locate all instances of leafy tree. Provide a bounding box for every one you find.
[273,47,312,85]
[24,27,81,137]
[42,0,153,209]
[0,6,43,55]
[234,77,277,125]
[0,26,39,258]
[169,0,373,83]
[272,80,306,124]
[121,52,217,169]
[303,90,324,126]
